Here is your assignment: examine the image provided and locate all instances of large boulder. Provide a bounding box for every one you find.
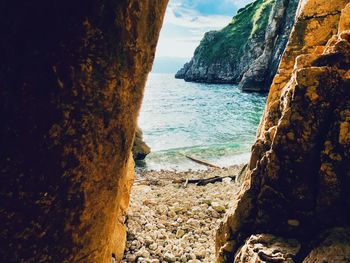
[132,127,151,161]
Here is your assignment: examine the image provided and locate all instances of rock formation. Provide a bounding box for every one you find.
[2,0,350,262]
[175,0,299,92]
[132,127,151,161]
[0,1,168,262]
[216,0,350,262]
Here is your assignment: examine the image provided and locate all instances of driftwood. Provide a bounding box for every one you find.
[134,175,236,186]
[184,179,189,188]
[183,175,236,186]
[185,155,221,169]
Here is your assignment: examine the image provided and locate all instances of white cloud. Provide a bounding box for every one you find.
[165,3,233,29]
[155,0,254,58]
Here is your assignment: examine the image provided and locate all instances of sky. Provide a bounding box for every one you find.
[155,0,253,59]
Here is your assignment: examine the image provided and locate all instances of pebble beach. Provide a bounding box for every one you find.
[122,165,243,262]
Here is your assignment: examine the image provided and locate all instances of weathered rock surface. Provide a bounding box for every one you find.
[239,0,299,91]
[303,228,350,263]
[176,0,299,92]
[216,0,350,262]
[234,234,300,263]
[0,1,168,262]
[132,126,151,161]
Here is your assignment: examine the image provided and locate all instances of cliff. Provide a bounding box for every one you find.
[175,0,299,92]
[216,0,350,261]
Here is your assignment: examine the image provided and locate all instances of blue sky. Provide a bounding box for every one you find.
[155,0,253,58]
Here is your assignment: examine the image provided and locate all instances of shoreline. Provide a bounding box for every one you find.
[123,164,245,262]
[135,151,251,174]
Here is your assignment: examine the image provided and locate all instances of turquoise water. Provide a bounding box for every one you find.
[137,73,267,171]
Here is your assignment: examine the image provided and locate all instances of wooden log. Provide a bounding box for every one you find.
[184,179,189,188]
[185,155,221,169]
[135,175,236,186]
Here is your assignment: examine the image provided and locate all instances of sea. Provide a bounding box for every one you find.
[137,73,267,171]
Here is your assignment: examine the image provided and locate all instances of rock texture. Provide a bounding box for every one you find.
[175,0,299,92]
[0,1,168,262]
[239,0,299,91]
[303,228,350,262]
[132,127,151,161]
[216,0,350,262]
[234,234,300,262]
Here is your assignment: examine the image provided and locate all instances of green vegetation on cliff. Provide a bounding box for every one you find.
[176,0,299,89]
[198,0,275,62]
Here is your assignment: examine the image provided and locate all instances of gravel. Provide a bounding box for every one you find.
[122,165,243,262]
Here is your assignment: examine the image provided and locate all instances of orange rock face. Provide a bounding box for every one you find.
[216,1,350,262]
[0,1,168,262]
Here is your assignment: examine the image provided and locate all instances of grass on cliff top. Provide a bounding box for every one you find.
[197,0,275,62]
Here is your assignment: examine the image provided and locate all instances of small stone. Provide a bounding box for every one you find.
[211,210,220,218]
[180,254,187,262]
[164,252,176,262]
[189,253,196,260]
[164,244,173,251]
[145,223,154,231]
[127,254,137,262]
[149,243,158,250]
[144,236,153,245]
[192,206,201,212]
[203,199,212,205]
[187,218,200,226]
[194,249,206,259]
[135,247,150,259]
[168,210,176,217]
[211,202,226,213]
[154,247,163,256]
[142,199,152,205]
[176,217,183,223]
[198,238,207,243]
[176,229,186,238]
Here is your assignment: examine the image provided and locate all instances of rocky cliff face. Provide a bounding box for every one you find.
[175,0,299,92]
[0,1,168,262]
[216,0,350,261]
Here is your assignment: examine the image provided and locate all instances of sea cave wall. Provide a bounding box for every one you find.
[216,0,350,262]
[0,0,168,262]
